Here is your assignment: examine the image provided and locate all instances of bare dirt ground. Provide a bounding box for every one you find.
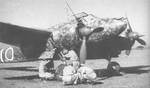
[0,49,150,88]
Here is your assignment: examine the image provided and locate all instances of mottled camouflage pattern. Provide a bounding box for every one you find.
[46,14,127,50]
[48,21,79,49]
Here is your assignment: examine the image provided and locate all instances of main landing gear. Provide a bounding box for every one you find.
[107,57,120,76]
[107,61,121,76]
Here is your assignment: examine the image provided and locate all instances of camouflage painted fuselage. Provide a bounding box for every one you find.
[47,14,127,50]
[0,14,128,60]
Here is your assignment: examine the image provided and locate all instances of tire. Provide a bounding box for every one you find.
[107,61,120,76]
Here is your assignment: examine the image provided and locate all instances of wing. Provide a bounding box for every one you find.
[0,22,50,61]
[0,13,128,63]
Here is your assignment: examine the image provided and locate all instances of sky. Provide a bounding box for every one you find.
[0,0,149,44]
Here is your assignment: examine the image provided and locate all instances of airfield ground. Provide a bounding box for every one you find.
[0,48,150,88]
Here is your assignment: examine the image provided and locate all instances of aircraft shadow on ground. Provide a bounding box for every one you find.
[4,75,39,80]
[120,65,150,74]
[95,65,150,77]
[0,66,38,72]
[2,65,150,80]
[4,74,103,85]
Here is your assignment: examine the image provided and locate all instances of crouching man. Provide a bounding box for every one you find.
[38,48,56,80]
[62,61,80,85]
[55,48,79,80]
[62,61,97,85]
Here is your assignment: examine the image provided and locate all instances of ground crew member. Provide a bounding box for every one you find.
[55,48,79,80]
[62,61,80,85]
[60,48,79,65]
[62,61,97,85]
[38,48,56,80]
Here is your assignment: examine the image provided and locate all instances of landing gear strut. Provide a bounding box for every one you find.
[107,61,121,76]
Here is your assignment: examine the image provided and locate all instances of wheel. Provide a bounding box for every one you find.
[107,61,120,76]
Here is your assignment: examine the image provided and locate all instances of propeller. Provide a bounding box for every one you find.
[78,25,104,64]
[136,38,146,45]
[125,16,146,55]
[78,26,91,64]
[126,16,133,32]
[79,36,87,64]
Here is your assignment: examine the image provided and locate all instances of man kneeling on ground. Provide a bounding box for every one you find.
[38,48,56,80]
[55,48,79,80]
[62,61,97,85]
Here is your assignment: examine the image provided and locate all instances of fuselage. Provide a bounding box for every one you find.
[0,14,128,59]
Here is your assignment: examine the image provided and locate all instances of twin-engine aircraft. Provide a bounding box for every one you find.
[0,12,146,73]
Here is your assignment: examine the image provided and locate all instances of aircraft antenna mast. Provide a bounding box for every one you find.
[65,0,78,20]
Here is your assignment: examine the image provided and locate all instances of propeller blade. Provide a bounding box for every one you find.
[79,36,87,64]
[136,38,146,45]
[125,39,135,55]
[126,15,133,32]
[138,34,144,37]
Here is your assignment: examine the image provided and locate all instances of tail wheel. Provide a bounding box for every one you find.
[107,61,120,76]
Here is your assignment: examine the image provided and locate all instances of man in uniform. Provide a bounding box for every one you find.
[55,48,79,80]
[62,61,97,85]
[62,61,80,85]
[60,48,79,65]
[38,48,56,80]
